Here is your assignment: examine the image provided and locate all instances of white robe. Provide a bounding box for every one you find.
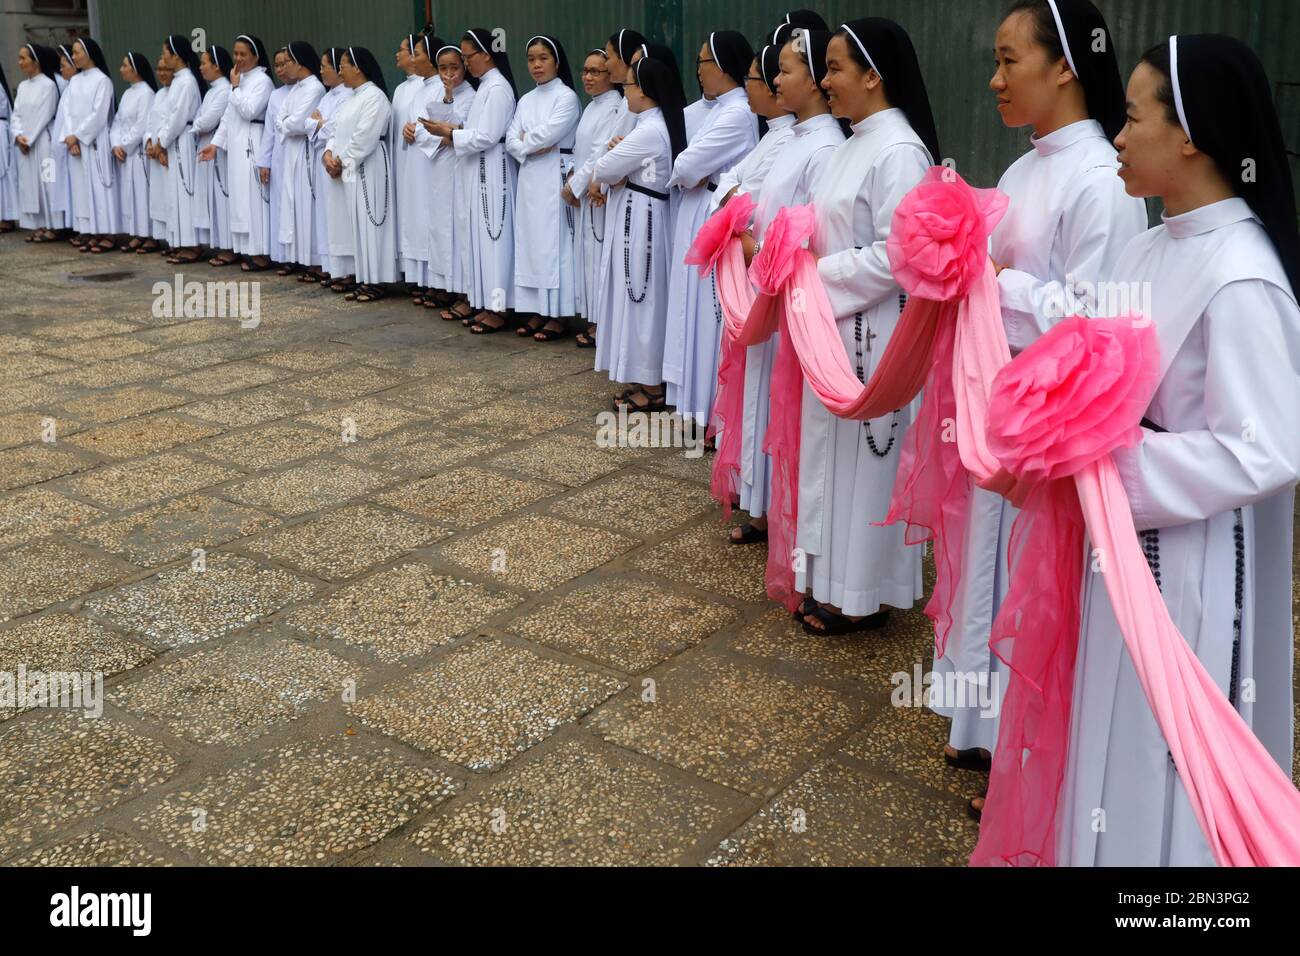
[275,73,324,266]
[108,82,153,237]
[326,81,396,284]
[932,120,1148,754]
[592,107,672,385]
[508,77,581,317]
[64,67,120,234]
[795,108,929,617]
[1057,197,1299,866]
[566,88,621,319]
[158,67,201,247]
[0,92,16,221]
[11,74,62,229]
[390,73,427,281]
[306,83,351,270]
[709,112,795,214]
[588,96,638,326]
[738,114,843,518]
[256,84,290,260]
[145,86,170,239]
[418,78,474,292]
[47,74,71,226]
[452,68,517,312]
[211,66,272,256]
[662,85,758,424]
[192,77,230,248]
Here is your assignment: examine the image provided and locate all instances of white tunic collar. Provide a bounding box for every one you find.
[717,87,747,108]
[635,105,662,126]
[850,107,904,137]
[793,113,837,137]
[767,113,796,131]
[1161,196,1257,239]
[593,88,620,105]
[1030,118,1105,156]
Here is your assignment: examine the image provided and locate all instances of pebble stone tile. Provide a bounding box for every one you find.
[5,830,172,867]
[286,562,520,662]
[0,487,102,550]
[182,387,321,428]
[385,373,501,414]
[72,494,280,568]
[295,399,430,440]
[447,399,578,439]
[148,339,262,372]
[0,411,82,450]
[411,737,735,866]
[238,504,445,580]
[339,427,505,475]
[58,385,189,424]
[549,471,717,536]
[162,360,290,396]
[253,347,356,373]
[351,637,626,771]
[438,514,639,592]
[486,430,653,487]
[85,553,316,648]
[0,713,179,860]
[0,352,76,379]
[221,460,395,517]
[47,357,173,390]
[189,422,340,472]
[42,336,156,364]
[588,651,866,797]
[372,466,559,529]
[506,579,742,672]
[0,541,131,623]
[0,444,93,491]
[42,317,141,340]
[285,364,406,401]
[839,706,986,800]
[632,522,769,602]
[60,452,241,511]
[62,414,221,459]
[133,738,461,866]
[109,639,356,746]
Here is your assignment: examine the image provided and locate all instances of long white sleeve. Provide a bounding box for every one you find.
[192,82,229,135]
[15,79,57,142]
[277,79,323,140]
[158,72,200,148]
[110,87,150,151]
[666,105,753,188]
[516,88,578,156]
[229,72,271,121]
[68,73,111,143]
[452,80,513,155]
[594,123,660,184]
[328,87,390,167]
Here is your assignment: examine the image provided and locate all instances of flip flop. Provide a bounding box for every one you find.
[945,748,993,773]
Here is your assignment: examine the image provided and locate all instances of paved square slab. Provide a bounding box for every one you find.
[63,414,221,459]
[72,494,278,567]
[639,448,714,486]
[58,385,189,424]
[0,353,76,379]
[133,737,460,865]
[352,638,624,771]
[411,737,735,865]
[222,460,395,517]
[839,705,981,800]
[0,444,93,491]
[632,523,767,602]
[447,400,577,439]
[254,347,356,373]
[286,365,405,400]
[486,430,651,487]
[110,639,355,746]
[136,318,236,349]
[373,466,557,530]
[340,428,504,475]
[286,562,520,662]
[705,760,976,866]
[296,399,429,439]
[550,472,716,536]
[505,579,741,672]
[5,830,172,867]
[0,713,178,861]
[190,423,339,472]
[439,514,638,591]
[42,335,156,363]
[239,504,444,580]
[0,378,73,412]
[86,553,315,647]
[0,613,154,721]
[48,357,173,389]
[588,651,865,797]
[0,541,131,622]
[183,388,321,428]
[60,452,241,510]
[385,373,500,414]
[162,360,290,395]
[0,412,81,451]
[148,339,260,371]
[0,487,102,550]
[44,317,141,340]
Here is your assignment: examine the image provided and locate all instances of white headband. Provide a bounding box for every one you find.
[527,35,559,62]
[708,32,719,70]
[759,44,776,90]
[799,28,820,86]
[436,45,461,59]
[1169,36,1193,143]
[1045,0,1078,77]
[840,24,883,81]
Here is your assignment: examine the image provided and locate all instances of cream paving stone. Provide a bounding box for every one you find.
[135,318,237,348]
[372,466,558,530]
[72,494,279,567]
[706,760,976,866]
[221,460,395,517]
[0,444,93,491]
[0,411,81,450]
[59,452,241,510]
[0,613,154,721]
[0,333,43,354]
[0,713,179,860]
[5,830,172,867]
[0,378,73,411]
[447,399,578,439]
[43,317,141,340]
[0,487,102,549]
[411,737,734,865]
[254,346,356,372]
[339,427,504,475]
[41,335,157,363]
[639,447,715,486]
[506,579,741,672]
[0,541,131,623]
[161,360,291,395]
[632,522,768,602]
[385,373,501,414]
[351,638,625,771]
[285,364,406,400]
[296,398,430,439]
[839,706,982,800]
[133,737,460,865]
[189,422,339,471]
[550,471,716,536]
[0,352,76,379]
[239,504,444,580]
[286,562,521,662]
[182,387,321,427]
[62,414,221,459]
[439,514,639,591]
[85,553,316,648]
[588,651,866,797]
[47,357,174,389]
[59,385,189,424]
[109,639,355,746]
[486,430,652,487]
[147,338,262,371]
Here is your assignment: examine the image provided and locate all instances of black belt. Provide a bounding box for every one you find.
[560,147,573,154]
[628,182,668,201]
[251,119,265,125]
[1140,417,1167,433]
[706,181,718,192]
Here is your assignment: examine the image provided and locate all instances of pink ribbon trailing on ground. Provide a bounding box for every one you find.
[685,193,757,517]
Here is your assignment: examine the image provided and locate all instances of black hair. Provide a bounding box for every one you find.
[166,34,208,96]
[126,51,158,91]
[1138,42,1180,126]
[464,27,516,96]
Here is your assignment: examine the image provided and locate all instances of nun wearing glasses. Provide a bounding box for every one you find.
[156,35,205,263]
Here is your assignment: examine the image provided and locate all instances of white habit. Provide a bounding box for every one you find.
[418,77,474,293]
[64,67,120,234]
[11,73,63,229]
[275,72,324,266]
[326,80,396,284]
[211,65,272,256]
[192,76,231,248]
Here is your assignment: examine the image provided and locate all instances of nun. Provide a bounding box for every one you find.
[193,45,233,258]
[157,36,205,264]
[391,34,428,292]
[143,59,171,253]
[403,35,445,305]
[49,46,75,240]
[0,61,16,232]
[661,31,759,422]
[711,44,796,213]
[508,35,581,341]
[730,30,845,545]
[592,56,687,404]
[200,34,274,271]
[254,48,292,270]
[794,19,940,636]
[275,41,324,274]
[110,52,156,251]
[431,27,518,333]
[943,0,1149,817]
[563,48,621,347]
[323,47,396,303]
[302,49,352,284]
[1052,34,1300,868]
[420,43,476,315]
[64,38,120,252]
[11,44,64,240]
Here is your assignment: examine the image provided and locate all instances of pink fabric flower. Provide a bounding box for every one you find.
[986,315,1159,488]
[749,204,817,295]
[887,168,1009,301]
[685,192,757,276]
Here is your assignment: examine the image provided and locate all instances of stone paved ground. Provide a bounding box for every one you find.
[0,235,1294,867]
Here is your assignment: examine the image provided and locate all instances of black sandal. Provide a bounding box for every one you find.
[791,596,820,622]
[945,748,993,773]
[801,606,890,636]
[617,390,668,414]
[533,324,567,342]
[517,317,546,338]
[729,523,768,545]
[574,331,596,349]
[354,285,388,303]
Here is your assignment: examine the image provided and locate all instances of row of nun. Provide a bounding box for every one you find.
[5,3,1297,868]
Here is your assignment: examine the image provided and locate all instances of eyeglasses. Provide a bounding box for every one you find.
[696,56,715,66]
[744,74,764,83]
[581,67,609,77]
